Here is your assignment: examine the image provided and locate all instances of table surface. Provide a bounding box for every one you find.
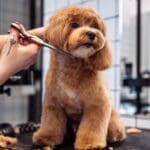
[5,130,150,150]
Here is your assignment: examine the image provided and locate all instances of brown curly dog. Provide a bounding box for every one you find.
[33,6,126,150]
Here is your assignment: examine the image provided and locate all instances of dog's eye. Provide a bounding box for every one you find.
[71,22,79,28]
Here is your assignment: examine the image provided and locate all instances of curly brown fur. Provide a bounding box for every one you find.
[0,135,17,148]
[33,6,126,149]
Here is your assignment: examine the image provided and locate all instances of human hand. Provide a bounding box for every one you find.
[0,26,41,85]
[28,26,46,39]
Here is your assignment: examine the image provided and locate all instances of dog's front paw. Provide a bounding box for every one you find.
[75,133,106,150]
[107,121,126,143]
[33,130,54,148]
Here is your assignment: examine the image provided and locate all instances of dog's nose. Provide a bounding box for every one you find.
[86,31,96,40]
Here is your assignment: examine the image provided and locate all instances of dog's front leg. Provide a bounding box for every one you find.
[33,97,67,148]
[75,99,111,150]
[107,109,126,143]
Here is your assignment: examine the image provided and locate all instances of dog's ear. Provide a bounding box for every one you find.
[44,14,68,49]
[87,37,113,70]
[87,14,113,71]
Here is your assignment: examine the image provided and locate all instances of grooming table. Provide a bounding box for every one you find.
[4,130,150,150]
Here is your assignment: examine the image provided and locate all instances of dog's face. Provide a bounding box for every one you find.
[45,7,106,58]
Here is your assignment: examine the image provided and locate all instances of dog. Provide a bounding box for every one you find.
[33,6,126,149]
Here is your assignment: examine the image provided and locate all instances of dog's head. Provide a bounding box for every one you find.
[45,6,107,59]
[45,6,112,70]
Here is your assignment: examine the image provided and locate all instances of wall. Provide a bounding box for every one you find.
[0,0,30,33]
[120,0,150,129]
[43,0,121,110]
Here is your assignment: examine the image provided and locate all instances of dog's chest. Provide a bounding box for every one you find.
[58,81,82,116]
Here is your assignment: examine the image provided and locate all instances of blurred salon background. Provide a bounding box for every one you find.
[0,0,150,129]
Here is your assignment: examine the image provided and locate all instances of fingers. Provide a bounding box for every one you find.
[19,37,30,45]
[9,26,20,42]
[28,27,46,39]
[0,26,20,55]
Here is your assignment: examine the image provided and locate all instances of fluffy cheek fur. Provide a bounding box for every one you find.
[64,26,105,58]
